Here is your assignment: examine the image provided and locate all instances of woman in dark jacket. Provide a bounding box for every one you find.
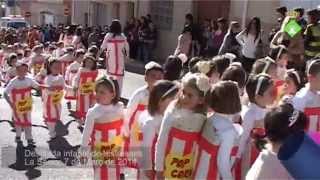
[218,21,241,56]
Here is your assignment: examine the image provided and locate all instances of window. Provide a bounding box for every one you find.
[150,1,173,30]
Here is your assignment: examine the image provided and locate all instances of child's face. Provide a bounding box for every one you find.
[50,62,61,75]
[309,73,320,91]
[96,85,115,105]
[77,55,84,62]
[11,58,17,66]
[267,65,278,80]
[16,65,28,77]
[145,70,164,88]
[179,84,204,111]
[256,84,274,107]
[284,76,297,95]
[83,59,95,70]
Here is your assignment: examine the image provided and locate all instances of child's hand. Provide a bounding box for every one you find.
[143,170,155,180]
[156,171,164,180]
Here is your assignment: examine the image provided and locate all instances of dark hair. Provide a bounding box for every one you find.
[294,8,304,17]
[185,13,193,23]
[221,65,247,89]
[207,81,241,114]
[163,55,182,81]
[82,55,97,70]
[211,55,231,77]
[268,46,288,61]
[307,60,320,76]
[46,57,60,75]
[110,19,122,37]
[148,80,178,116]
[75,49,85,58]
[88,45,98,57]
[76,27,82,36]
[95,77,120,105]
[244,17,261,42]
[286,70,304,91]
[246,74,274,103]
[189,57,202,73]
[265,103,307,143]
[276,6,287,16]
[251,57,277,75]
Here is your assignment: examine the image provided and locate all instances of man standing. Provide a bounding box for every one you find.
[304,9,320,61]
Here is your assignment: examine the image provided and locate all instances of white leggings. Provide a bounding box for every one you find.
[16,126,32,140]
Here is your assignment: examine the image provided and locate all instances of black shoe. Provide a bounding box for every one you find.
[15,137,22,143]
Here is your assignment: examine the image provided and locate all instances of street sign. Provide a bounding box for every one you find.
[284,19,302,37]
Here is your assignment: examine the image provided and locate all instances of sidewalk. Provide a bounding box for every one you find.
[124,58,146,75]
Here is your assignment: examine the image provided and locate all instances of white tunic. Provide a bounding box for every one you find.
[101,33,129,77]
[246,145,293,180]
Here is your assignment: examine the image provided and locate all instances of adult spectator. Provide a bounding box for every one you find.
[174,25,192,57]
[210,17,228,56]
[218,21,241,56]
[294,7,308,31]
[304,9,320,61]
[137,16,151,63]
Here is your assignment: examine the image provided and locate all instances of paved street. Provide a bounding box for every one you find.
[0,71,145,180]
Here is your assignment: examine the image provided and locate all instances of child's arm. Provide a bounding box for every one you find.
[140,120,157,170]
[217,129,237,180]
[236,111,255,158]
[235,30,245,46]
[81,109,95,147]
[3,82,14,109]
[123,91,141,137]
[155,111,174,172]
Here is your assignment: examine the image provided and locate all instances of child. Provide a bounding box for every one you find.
[22,48,31,64]
[236,74,274,178]
[58,46,75,76]
[195,60,220,84]
[123,61,164,168]
[193,81,243,180]
[139,80,179,179]
[3,61,41,146]
[292,60,320,131]
[280,69,304,104]
[155,73,209,179]
[42,58,68,140]
[100,20,129,94]
[53,41,64,58]
[221,63,247,96]
[246,103,301,179]
[251,57,277,80]
[65,49,85,109]
[72,55,98,128]
[80,76,124,180]
[29,45,45,77]
[4,53,18,84]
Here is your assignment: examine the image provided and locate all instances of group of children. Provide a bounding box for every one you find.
[0,23,320,180]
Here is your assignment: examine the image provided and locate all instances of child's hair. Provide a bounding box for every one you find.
[221,64,247,89]
[286,69,304,91]
[264,103,307,143]
[82,54,97,70]
[7,53,17,66]
[207,80,241,114]
[95,76,120,105]
[211,55,231,77]
[65,46,74,53]
[179,73,210,114]
[188,57,202,73]
[163,55,182,81]
[75,49,85,58]
[195,60,218,78]
[246,74,274,103]
[88,45,99,57]
[148,80,179,116]
[307,59,320,76]
[268,45,288,61]
[46,57,59,75]
[145,61,163,76]
[32,45,43,53]
[251,57,277,75]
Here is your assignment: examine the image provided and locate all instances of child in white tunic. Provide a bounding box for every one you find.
[80,76,124,180]
[193,81,243,180]
[292,60,320,132]
[139,80,179,179]
[155,73,209,179]
[237,74,275,178]
[246,103,304,180]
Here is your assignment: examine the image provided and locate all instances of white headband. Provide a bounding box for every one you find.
[255,75,265,95]
[276,45,286,60]
[287,69,301,84]
[289,110,300,127]
[307,59,320,74]
[262,57,275,74]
